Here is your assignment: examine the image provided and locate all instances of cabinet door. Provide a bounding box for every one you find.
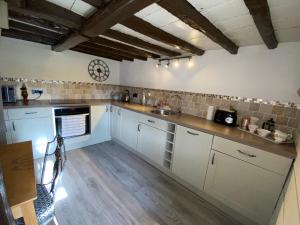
[172,126,213,190]
[110,106,121,140]
[90,105,110,144]
[204,150,286,225]
[5,121,12,144]
[137,123,166,167]
[10,117,55,158]
[120,109,139,150]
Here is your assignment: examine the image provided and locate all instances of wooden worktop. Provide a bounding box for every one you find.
[3,100,297,159]
[0,141,36,207]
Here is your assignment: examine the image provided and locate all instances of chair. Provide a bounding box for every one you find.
[17,135,67,225]
[0,164,16,225]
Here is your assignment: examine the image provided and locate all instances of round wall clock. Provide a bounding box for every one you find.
[88,59,110,82]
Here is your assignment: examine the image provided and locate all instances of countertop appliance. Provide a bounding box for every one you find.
[1,85,16,103]
[122,90,130,102]
[214,109,237,127]
[54,106,90,138]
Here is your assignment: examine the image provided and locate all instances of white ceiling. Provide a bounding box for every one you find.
[47,0,300,54]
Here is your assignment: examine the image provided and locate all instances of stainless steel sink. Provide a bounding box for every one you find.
[151,109,176,116]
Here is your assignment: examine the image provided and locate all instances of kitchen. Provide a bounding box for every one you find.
[0,0,299,225]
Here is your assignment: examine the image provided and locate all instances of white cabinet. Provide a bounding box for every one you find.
[172,126,213,190]
[7,107,55,158]
[4,120,12,144]
[120,109,139,150]
[137,123,167,167]
[90,105,110,144]
[110,106,122,140]
[204,150,286,225]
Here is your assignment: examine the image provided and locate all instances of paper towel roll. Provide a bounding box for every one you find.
[206,106,216,120]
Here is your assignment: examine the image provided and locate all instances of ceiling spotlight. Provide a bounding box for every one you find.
[174,59,179,68]
[175,46,180,50]
[165,60,170,68]
[188,57,193,67]
[156,61,161,68]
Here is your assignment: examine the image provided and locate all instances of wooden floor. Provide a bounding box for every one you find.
[50,141,242,225]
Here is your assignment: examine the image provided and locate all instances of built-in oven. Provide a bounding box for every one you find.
[54,106,90,138]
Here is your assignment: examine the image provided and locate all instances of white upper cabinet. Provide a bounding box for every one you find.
[204,150,286,225]
[120,109,139,151]
[172,126,213,190]
[90,105,110,144]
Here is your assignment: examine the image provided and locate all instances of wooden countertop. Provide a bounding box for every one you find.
[0,141,36,207]
[3,100,297,159]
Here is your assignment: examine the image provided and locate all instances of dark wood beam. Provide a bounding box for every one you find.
[104,29,181,57]
[81,42,147,60]
[81,0,111,9]
[54,33,89,52]
[91,36,159,58]
[7,0,83,30]
[243,0,278,49]
[157,0,238,54]
[71,46,123,61]
[121,16,205,55]
[54,0,159,51]
[1,28,58,45]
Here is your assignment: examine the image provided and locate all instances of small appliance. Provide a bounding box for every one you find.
[1,85,16,103]
[122,90,130,102]
[214,108,237,127]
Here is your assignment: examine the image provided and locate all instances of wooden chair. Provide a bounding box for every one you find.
[0,164,16,225]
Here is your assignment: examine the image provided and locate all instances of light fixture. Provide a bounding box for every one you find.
[174,59,180,68]
[156,61,161,68]
[188,57,193,67]
[164,60,170,68]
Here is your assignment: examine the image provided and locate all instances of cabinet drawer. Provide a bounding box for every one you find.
[212,136,292,175]
[8,107,53,119]
[139,114,174,132]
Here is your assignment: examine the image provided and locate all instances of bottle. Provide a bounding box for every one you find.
[142,92,146,105]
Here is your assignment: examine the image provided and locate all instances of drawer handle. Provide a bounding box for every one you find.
[147,119,155,123]
[187,131,199,136]
[237,150,256,158]
[211,152,215,165]
[25,112,38,114]
[118,109,121,115]
[106,106,108,112]
[12,122,15,131]
[110,106,112,112]
[137,124,141,132]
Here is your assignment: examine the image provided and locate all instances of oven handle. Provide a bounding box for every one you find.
[55,113,89,118]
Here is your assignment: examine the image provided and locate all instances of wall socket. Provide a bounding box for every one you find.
[32,88,43,95]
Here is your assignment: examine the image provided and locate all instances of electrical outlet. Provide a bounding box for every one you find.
[32,88,43,95]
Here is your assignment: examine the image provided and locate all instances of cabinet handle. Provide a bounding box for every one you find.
[211,152,215,165]
[137,124,141,132]
[118,109,121,116]
[106,106,108,112]
[187,131,199,136]
[110,106,112,112]
[147,119,155,123]
[25,112,37,114]
[12,122,15,131]
[237,150,256,158]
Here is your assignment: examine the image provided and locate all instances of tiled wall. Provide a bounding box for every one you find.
[1,77,299,134]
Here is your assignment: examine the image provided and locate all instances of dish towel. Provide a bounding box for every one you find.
[61,114,87,138]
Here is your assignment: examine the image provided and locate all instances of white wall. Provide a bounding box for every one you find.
[0,37,120,84]
[120,42,300,103]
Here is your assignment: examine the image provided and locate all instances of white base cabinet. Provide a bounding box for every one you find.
[204,150,286,225]
[110,106,122,140]
[90,105,110,144]
[120,109,139,150]
[172,126,213,190]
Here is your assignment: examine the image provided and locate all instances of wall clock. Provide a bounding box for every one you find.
[88,59,110,82]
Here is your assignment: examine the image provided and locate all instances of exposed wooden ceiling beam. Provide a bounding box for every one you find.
[121,16,205,55]
[81,42,147,60]
[71,46,124,61]
[91,36,159,59]
[1,28,58,45]
[243,0,278,49]
[81,0,111,9]
[54,0,159,52]
[7,0,83,30]
[104,29,181,57]
[157,0,238,54]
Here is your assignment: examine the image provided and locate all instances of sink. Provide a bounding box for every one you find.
[151,109,176,116]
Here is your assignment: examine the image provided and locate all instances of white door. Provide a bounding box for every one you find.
[204,150,286,225]
[172,126,213,190]
[90,105,110,144]
[137,123,166,167]
[10,117,55,158]
[120,109,139,150]
[110,106,121,140]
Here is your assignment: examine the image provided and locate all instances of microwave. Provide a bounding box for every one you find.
[1,85,16,103]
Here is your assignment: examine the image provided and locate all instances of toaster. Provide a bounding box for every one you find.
[214,109,237,127]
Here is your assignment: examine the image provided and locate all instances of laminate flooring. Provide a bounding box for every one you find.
[50,141,242,225]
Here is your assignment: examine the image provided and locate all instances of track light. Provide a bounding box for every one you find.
[188,57,193,67]
[174,59,179,68]
[155,56,193,69]
[156,61,161,68]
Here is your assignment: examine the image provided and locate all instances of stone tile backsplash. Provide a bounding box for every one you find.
[1,77,299,134]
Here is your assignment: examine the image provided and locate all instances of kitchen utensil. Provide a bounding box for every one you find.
[248,124,258,133]
[241,117,250,130]
[257,128,271,137]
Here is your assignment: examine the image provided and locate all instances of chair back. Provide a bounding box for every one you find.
[0,164,16,225]
[40,135,67,196]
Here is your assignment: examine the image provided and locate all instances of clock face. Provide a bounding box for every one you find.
[88,59,110,82]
